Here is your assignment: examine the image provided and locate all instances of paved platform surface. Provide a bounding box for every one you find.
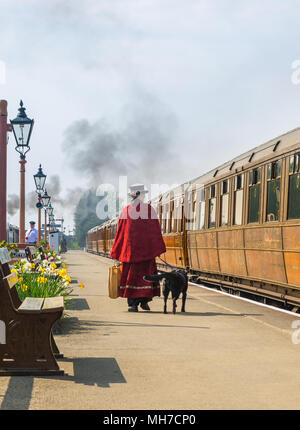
[1,250,300,410]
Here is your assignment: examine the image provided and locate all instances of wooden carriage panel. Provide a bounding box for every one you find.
[218,249,247,276]
[161,233,185,268]
[92,241,97,252]
[188,247,199,269]
[282,225,300,250]
[196,249,219,272]
[245,250,286,283]
[187,232,198,269]
[244,227,282,250]
[97,240,105,253]
[187,231,218,272]
[217,229,244,249]
[284,252,300,286]
[195,231,217,248]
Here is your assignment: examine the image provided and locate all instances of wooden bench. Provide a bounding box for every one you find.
[0,248,64,376]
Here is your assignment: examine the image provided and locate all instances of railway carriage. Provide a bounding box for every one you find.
[87,126,300,309]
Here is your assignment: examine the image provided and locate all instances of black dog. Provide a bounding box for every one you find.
[144,270,188,314]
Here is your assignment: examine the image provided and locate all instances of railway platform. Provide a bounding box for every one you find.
[1,250,300,410]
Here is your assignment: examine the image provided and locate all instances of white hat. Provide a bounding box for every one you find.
[128,183,149,198]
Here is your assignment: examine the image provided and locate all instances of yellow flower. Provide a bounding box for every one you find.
[50,263,57,269]
[59,269,67,278]
[39,267,45,274]
[18,276,23,282]
[31,263,35,269]
[79,283,85,289]
[22,266,25,273]
[11,268,18,274]
[21,284,28,291]
[37,276,47,284]
[64,276,72,283]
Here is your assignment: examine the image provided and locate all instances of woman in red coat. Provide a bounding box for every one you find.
[110,184,166,312]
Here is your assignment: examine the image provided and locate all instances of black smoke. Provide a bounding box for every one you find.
[62,89,181,189]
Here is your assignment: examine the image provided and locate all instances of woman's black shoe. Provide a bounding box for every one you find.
[128,306,138,312]
[140,303,150,311]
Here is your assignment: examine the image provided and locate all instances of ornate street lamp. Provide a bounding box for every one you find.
[10,100,34,244]
[10,100,34,159]
[41,190,51,242]
[47,203,54,217]
[34,164,47,243]
[41,189,51,208]
[33,164,46,193]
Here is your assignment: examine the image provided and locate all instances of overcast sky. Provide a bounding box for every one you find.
[1,0,300,230]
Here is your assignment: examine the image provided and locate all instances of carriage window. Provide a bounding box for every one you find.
[178,202,183,232]
[191,197,197,230]
[208,185,216,228]
[165,203,169,233]
[173,200,179,232]
[197,188,205,230]
[266,160,281,221]
[234,174,244,225]
[220,180,229,226]
[186,192,193,230]
[170,201,175,232]
[159,205,164,233]
[248,167,261,223]
[288,154,300,219]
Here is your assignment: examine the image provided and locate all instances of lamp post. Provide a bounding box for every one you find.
[0,100,12,242]
[10,100,34,245]
[33,164,46,243]
[41,189,51,242]
[49,214,55,232]
[47,203,53,217]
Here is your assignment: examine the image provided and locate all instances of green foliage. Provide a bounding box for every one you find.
[73,188,109,247]
[37,239,49,250]
[16,272,73,307]
[11,258,74,312]
[0,241,19,257]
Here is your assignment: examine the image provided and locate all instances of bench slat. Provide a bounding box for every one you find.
[0,248,11,264]
[19,297,44,312]
[43,297,64,311]
[6,273,18,288]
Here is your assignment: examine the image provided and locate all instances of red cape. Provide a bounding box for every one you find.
[110,201,166,263]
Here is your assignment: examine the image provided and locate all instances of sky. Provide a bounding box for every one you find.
[1,0,300,231]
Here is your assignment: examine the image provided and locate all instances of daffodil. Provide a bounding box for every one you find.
[21,284,28,292]
[79,283,85,289]
[59,269,67,278]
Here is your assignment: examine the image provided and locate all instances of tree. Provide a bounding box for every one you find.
[73,188,122,248]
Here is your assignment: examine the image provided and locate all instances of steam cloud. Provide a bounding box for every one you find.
[7,194,19,216]
[62,89,181,190]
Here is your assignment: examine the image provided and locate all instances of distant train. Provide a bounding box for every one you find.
[6,223,19,244]
[87,127,300,311]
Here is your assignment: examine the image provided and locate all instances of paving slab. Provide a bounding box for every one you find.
[1,250,300,410]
